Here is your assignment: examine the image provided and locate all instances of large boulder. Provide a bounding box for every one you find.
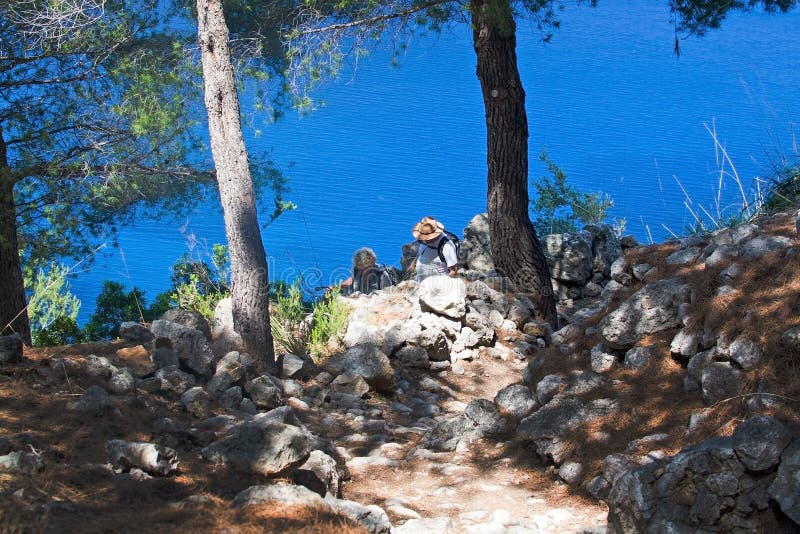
[245,375,284,410]
[516,395,619,464]
[207,351,256,395]
[600,278,692,348]
[494,384,538,421]
[150,319,215,378]
[607,418,799,534]
[461,213,495,272]
[418,276,467,320]
[769,438,800,524]
[0,334,24,364]
[201,419,313,476]
[67,385,117,416]
[701,362,742,405]
[323,344,395,393]
[545,231,594,284]
[585,223,622,277]
[161,308,212,340]
[118,322,154,344]
[292,449,344,498]
[732,415,792,472]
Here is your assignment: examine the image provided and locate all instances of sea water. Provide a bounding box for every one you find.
[69,1,800,322]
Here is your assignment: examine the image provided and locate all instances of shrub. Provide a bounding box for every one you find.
[531,149,614,236]
[171,274,228,325]
[761,163,800,214]
[82,281,151,341]
[25,262,82,347]
[33,316,83,346]
[156,243,230,325]
[270,278,311,356]
[268,279,352,363]
[307,287,352,363]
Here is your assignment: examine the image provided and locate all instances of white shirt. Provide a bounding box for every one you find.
[415,235,458,281]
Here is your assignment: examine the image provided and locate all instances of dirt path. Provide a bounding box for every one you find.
[303,353,609,533]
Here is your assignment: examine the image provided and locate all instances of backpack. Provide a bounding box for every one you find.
[376,263,400,287]
[421,230,461,264]
[352,263,399,292]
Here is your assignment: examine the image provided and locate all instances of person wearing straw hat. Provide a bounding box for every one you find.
[410,216,458,282]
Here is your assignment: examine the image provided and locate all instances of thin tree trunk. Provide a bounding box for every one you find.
[196,0,277,373]
[470,0,557,325]
[0,128,31,344]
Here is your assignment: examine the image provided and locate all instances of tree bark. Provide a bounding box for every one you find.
[196,0,277,372]
[470,0,557,325]
[0,128,32,344]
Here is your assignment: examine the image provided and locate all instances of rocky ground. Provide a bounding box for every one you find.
[0,337,607,533]
[1,208,799,533]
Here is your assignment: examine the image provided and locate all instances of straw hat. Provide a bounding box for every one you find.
[412,216,444,241]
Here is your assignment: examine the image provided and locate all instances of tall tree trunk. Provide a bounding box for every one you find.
[470,0,557,326]
[0,128,31,344]
[196,0,277,373]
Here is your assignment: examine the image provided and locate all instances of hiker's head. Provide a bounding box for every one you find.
[413,216,444,243]
[353,247,377,270]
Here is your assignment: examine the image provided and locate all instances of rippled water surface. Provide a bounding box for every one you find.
[70,1,800,321]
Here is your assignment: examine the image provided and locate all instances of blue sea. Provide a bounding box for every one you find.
[69,1,800,323]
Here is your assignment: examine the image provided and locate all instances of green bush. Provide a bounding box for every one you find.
[25,262,83,347]
[268,279,352,363]
[33,316,84,346]
[308,287,352,363]
[155,243,230,325]
[531,149,615,236]
[762,163,800,214]
[171,274,228,325]
[270,278,311,356]
[82,281,153,341]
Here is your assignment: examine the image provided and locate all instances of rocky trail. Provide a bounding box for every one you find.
[2,209,799,533]
[302,353,608,533]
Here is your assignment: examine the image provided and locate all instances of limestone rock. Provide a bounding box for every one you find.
[201,420,312,476]
[600,278,692,348]
[106,439,179,476]
[150,319,215,378]
[545,231,593,284]
[324,344,395,393]
[701,362,742,405]
[732,415,791,472]
[0,334,24,364]
[494,384,538,421]
[119,322,154,343]
[418,276,467,320]
[67,385,117,416]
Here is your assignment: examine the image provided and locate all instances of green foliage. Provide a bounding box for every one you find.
[670,0,799,37]
[164,244,230,324]
[530,149,614,236]
[270,278,311,356]
[25,262,83,347]
[171,274,228,325]
[761,163,800,214]
[33,317,84,347]
[25,262,81,332]
[2,0,216,276]
[76,244,231,342]
[268,278,352,362]
[82,281,151,341]
[307,287,352,363]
